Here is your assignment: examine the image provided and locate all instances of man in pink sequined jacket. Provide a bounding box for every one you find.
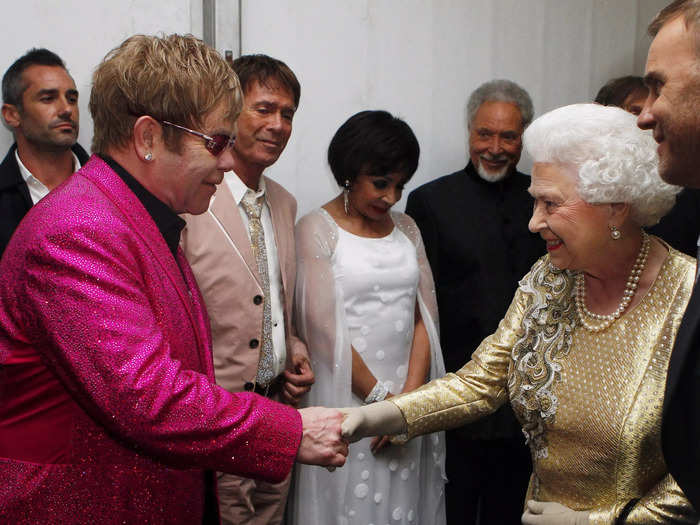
[0,34,347,524]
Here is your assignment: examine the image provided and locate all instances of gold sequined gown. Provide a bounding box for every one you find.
[392,249,697,524]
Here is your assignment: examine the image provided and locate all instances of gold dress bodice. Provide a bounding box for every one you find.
[392,250,697,524]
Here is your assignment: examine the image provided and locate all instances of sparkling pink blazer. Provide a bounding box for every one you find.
[0,156,302,524]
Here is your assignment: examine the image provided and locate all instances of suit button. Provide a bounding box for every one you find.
[244,382,254,391]
[250,339,259,349]
[253,295,263,305]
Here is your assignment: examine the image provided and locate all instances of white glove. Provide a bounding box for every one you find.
[521,500,589,525]
[340,400,407,442]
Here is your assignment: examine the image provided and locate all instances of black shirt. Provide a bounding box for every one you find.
[100,155,185,258]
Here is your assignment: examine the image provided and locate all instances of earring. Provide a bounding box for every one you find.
[343,179,351,215]
[144,152,153,161]
[610,225,621,240]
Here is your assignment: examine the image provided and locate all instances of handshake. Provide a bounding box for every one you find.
[295,401,406,467]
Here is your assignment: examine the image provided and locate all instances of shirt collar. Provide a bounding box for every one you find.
[15,149,82,186]
[100,154,185,258]
[224,170,266,205]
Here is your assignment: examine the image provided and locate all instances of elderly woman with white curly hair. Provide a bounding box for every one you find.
[340,103,698,524]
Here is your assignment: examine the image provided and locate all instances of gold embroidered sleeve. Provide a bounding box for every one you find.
[390,287,527,440]
[588,474,697,524]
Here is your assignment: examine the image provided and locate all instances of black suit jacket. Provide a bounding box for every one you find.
[648,188,700,257]
[406,162,544,439]
[0,142,89,259]
[663,274,700,509]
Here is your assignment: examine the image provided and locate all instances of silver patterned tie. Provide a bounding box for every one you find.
[241,193,275,386]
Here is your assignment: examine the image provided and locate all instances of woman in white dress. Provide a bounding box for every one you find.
[291,110,446,525]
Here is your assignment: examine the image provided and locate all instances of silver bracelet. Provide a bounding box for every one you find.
[364,380,389,404]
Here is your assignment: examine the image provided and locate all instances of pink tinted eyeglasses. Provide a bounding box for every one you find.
[160,120,235,156]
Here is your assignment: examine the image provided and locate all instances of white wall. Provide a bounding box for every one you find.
[241,0,668,216]
[0,0,667,217]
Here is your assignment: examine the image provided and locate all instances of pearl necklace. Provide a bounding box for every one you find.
[574,231,650,332]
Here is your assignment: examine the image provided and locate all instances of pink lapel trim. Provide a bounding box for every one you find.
[176,248,214,377]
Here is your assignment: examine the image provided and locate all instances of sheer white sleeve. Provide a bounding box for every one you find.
[393,211,448,521]
[392,211,446,383]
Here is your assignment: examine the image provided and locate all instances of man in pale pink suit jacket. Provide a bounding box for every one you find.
[182,54,313,525]
[0,35,346,525]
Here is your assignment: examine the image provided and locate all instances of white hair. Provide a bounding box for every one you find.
[523,103,681,226]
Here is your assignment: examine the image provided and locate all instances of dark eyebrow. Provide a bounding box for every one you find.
[35,88,79,98]
[643,71,664,88]
[253,100,297,112]
[36,88,59,97]
[370,172,408,185]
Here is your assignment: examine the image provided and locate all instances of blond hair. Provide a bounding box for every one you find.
[89,34,242,154]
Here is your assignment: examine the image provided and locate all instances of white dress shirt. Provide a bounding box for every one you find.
[16,150,82,205]
[224,170,287,377]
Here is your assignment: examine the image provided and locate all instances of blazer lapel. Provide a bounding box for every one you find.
[176,248,214,377]
[265,179,292,297]
[209,183,261,285]
[0,144,32,208]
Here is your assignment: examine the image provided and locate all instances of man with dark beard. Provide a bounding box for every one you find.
[0,48,88,258]
[405,79,542,525]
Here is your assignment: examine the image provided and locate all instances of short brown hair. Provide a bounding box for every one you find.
[649,0,700,37]
[594,76,647,107]
[232,54,300,108]
[89,34,242,155]
[2,48,67,108]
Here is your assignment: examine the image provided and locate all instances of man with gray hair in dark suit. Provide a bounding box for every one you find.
[406,79,542,525]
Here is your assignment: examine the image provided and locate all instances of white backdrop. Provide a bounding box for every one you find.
[0,0,667,216]
[241,0,668,215]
